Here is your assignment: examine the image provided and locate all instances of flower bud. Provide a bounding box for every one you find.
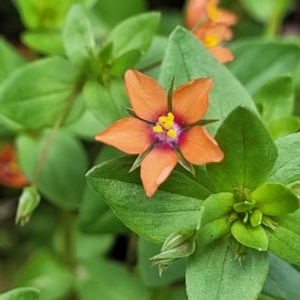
[15,185,40,226]
[150,230,196,276]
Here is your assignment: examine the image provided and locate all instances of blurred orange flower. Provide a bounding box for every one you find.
[185,0,238,63]
[95,70,224,197]
[0,143,28,188]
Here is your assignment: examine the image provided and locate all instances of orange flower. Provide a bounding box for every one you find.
[0,143,28,188]
[194,21,234,63]
[185,0,238,31]
[95,70,224,197]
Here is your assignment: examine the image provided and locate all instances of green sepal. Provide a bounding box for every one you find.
[129,142,157,172]
[231,220,269,251]
[250,209,263,227]
[173,145,195,176]
[16,185,41,226]
[197,193,234,246]
[250,183,299,216]
[233,201,256,212]
[183,119,219,131]
[123,107,154,125]
[167,76,175,112]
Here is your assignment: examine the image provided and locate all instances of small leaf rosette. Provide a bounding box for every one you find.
[197,183,299,262]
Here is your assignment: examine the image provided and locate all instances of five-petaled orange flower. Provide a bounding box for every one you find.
[0,143,28,188]
[185,0,238,63]
[95,70,224,197]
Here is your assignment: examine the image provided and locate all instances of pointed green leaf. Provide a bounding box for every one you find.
[197,193,234,246]
[266,208,300,264]
[231,220,269,251]
[106,12,160,60]
[158,27,256,134]
[269,132,300,185]
[186,238,269,300]
[63,4,96,71]
[86,156,204,243]
[228,39,300,94]
[251,183,299,216]
[207,106,277,192]
[0,57,80,129]
[0,288,39,300]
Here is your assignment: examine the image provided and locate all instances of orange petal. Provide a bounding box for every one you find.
[140,146,178,197]
[185,0,208,28]
[172,78,213,126]
[124,70,167,122]
[209,47,234,63]
[217,9,238,26]
[95,117,152,154]
[179,126,224,165]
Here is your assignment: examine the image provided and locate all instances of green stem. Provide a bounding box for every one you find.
[138,60,162,73]
[31,87,80,184]
[61,208,76,271]
[264,2,284,37]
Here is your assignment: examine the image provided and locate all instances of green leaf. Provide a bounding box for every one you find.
[75,258,149,300]
[268,116,300,140]
[262,253,300,300]
[197,193,234,246]
[93,0,146,27]
[21,31,64,55]
[63,4,96,71]
[186,238,269,300]
[0,288,39,300]
[0,37,27,84]
[105,12,160,61]
[79,146,127,234]
[86,156,203,244]
[0,57,80,129]
[250,183,299,216]
[228,38,300,94]
[17,130,87,208]
[14,250,73,300]
[239,0,292,23]
[138,237,186,287]
[231,220,269,251]
[253,75,294,123]
[83,79,129,130]
[207,106,277,192]
[15,0,74,30]
[158,27,256,135]
[269,132,300,185]
[266,208,300,264]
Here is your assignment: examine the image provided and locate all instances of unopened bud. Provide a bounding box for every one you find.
[15,185,40,226]
[150,230,196,276]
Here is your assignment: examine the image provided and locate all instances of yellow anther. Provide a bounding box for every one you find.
[167,112,174,121]
[167,129,177,139]
[163,120,174,130]
[204,34,219,48]
[158,116,167,123]
[153,125,163,133]
[206,2,219,21]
